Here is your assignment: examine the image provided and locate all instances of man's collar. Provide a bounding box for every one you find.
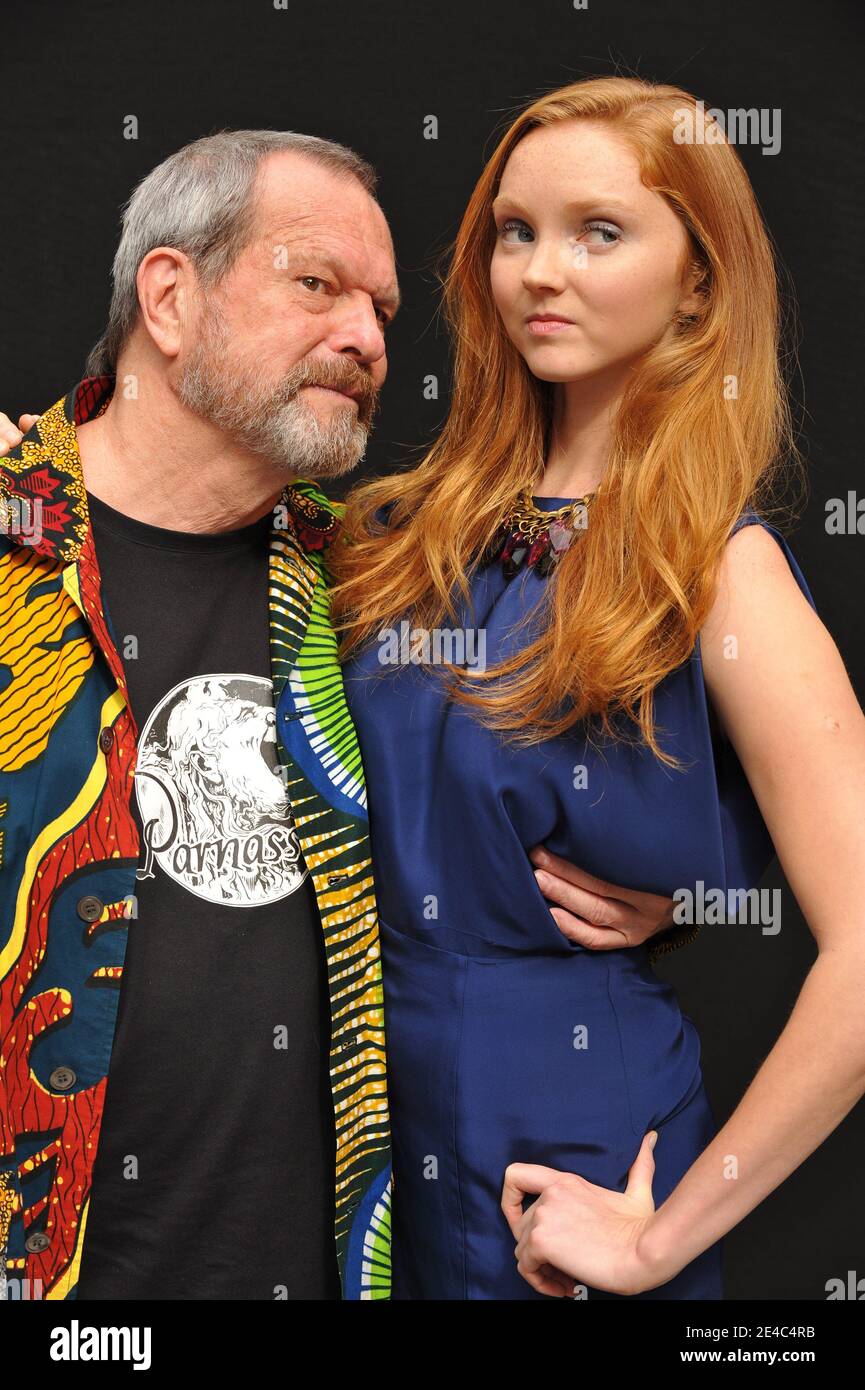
[0,375,342,563]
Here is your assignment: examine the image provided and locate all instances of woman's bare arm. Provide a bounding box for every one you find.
[504,522,865,1295]
[634,521,865,1281]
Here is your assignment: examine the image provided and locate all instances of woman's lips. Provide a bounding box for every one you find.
[526,318,575,334]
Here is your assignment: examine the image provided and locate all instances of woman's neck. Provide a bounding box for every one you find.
[535,376,622,497]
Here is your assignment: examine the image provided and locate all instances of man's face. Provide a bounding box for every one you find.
[174,151,400,479]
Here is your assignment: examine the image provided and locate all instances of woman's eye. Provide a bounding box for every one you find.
[497,219,533,243]
[582,222,622,246]
[496,219,622,247]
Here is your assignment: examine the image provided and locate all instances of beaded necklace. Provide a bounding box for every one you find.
[478,488,596,579]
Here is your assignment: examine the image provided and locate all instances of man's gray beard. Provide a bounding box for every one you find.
[175,307,372,480]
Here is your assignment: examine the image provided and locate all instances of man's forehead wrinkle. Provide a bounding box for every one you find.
[266,209,338,238]
[266,214,391,250]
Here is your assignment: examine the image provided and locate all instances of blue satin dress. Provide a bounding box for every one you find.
[340,503,816,1300]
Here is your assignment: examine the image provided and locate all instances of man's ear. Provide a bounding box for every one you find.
[135,246,196,361]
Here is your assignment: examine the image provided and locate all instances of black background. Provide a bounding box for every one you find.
[1,0,863,1302]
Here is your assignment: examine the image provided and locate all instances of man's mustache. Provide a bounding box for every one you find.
[278,363,379,422]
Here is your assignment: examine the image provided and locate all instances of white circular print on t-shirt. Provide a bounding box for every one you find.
[133,673,309,906]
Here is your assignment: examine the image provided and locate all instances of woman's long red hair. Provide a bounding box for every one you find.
[328,75,806,766]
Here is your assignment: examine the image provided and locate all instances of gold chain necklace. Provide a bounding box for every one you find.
[480,487,596,578]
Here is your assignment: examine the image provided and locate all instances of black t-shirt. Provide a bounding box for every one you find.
[75,490,340,1301]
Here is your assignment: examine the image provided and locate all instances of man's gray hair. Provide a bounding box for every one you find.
[85,129,378,377]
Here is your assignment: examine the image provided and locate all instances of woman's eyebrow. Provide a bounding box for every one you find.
[491,195,633,215]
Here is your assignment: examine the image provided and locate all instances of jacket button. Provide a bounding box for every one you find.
[98,727,113,753]
[76,895,103,923]
[25,1232,51,1254]
[48,1066,77,1091]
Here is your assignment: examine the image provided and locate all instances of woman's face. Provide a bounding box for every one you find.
[489,120,699,391]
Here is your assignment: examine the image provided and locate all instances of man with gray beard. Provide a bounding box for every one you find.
[0,129,399,1301]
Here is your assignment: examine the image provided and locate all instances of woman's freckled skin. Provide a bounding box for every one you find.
[489,120,701,395]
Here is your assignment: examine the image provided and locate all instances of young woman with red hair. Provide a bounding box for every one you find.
[329,76,865,1300]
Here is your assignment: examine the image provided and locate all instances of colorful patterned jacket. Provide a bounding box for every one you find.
[0,376,392,1300]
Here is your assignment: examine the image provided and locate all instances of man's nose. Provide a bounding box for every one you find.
[329,299,388,365]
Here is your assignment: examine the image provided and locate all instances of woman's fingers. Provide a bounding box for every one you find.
[0,412,23,453]
[517,1258,573,1297]
[500,1162,564,1237]
[624,1132,659,1211]
[505,1167,580,1295]
[0,412,40,457]
[500,1162,575,1239]
[539,1262,577,1296]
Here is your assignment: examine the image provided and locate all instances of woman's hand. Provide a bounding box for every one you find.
[0,411,40,453]
[529,845,676,948]
[501,1131,675,1297]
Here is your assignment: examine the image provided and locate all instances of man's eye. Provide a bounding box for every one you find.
[299,276,391,327]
